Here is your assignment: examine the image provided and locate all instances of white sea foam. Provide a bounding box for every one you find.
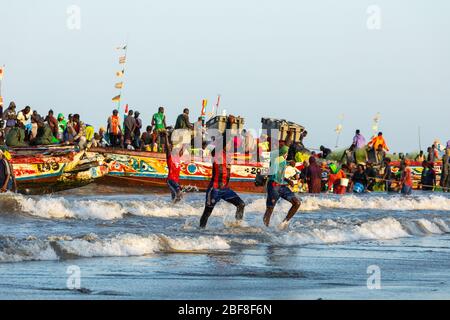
[1,215,449,263]
[275,217,421,246]
[246,194,450,214]
[3,193,450,220]
[0,234,230,263]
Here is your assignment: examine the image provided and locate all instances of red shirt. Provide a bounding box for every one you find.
[210,150,230,189]
[403,167,413,187]
[167,154,181,183]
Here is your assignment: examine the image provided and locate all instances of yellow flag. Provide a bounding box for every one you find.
[119,56,126,64]
[116,70,124,77]
[112,95,121,102]
[115,82,123,89]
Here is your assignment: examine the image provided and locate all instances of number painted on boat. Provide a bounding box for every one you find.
[37,162,60,173]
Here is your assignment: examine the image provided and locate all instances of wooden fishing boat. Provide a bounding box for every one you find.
[92,147,444,193]
[91,148,268,193]
[9,146,108,194]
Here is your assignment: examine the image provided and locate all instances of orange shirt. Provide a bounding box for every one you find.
[109,115,120,135]
[369,136,389,151]
[328,170,346,192]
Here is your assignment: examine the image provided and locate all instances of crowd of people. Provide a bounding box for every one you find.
[287,130,450,196]
[1,99,450,202]
[0,101,206,153]
[0,102,93,149]
[196,129,450,229]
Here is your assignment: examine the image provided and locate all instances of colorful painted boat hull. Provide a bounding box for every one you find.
[92,148,266,193]
[94,149,444,193]
[9,147,108,194]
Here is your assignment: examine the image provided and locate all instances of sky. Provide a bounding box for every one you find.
[0,0,449,152]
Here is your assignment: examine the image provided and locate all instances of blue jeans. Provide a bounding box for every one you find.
[167,179,181,200]
[205,187,243,209]
[401,184,412,195]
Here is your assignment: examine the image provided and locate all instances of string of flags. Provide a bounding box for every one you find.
[112,45,128,111]
[0,65,4,107]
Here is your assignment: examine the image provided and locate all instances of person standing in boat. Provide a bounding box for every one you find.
[353,129,366,150]
[123,109,136,149]
[415,150,426,162]
[151,107,167,152]
[175,108,194,131]
[56,113,67,142]
[368,132,389,163]
[133,111,142,149]
[200,137,246,228]
[263,145,301,228]
[107,109,122,148]
[164,132,185,203]
[3,102,17,135]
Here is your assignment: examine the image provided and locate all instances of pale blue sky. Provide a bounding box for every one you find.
[1,0,449,152]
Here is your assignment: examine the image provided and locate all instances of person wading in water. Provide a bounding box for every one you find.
[164,132,185,203]
[200,136,245,228]
[263,145,301,229]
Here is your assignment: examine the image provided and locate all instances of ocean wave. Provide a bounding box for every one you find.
[0,234,230,263]
[1,214,449,263]
[274,217,450,246]
[1,193,450,221]
[246,194,450,213]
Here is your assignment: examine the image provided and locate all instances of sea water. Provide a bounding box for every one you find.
[0,185,450,299]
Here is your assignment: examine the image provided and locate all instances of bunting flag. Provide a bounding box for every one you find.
[116,45,127,50]
[215,95,221,108]
[0,66,4,80]
[115,82,124,89]
[211,94,221,117]
[201,99,208,116]
[112,95,121,102]
[119,56,126,64]
[116,70,125,77]
[0,96,3,106]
